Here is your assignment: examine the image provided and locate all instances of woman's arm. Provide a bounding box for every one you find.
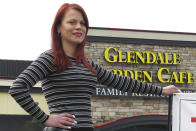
[91,62,180,96]
[8,51,55,123]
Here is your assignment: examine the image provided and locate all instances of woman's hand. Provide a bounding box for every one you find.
[162,85,181,96]
[44,113,77,129]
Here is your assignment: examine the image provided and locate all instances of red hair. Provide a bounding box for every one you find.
[51,3,97,74]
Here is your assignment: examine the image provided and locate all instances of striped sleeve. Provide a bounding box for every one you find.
[8,50,56,123]
[91,62,162,95]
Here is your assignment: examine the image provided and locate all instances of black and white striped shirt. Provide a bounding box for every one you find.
[9,50,162,128]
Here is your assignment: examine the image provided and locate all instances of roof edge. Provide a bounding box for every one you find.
[89,26,196,35]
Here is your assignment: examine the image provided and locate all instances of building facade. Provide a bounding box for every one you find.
[0,28,196,128]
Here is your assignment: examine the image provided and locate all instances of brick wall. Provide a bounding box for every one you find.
[85,41,196,124]
[91,97,168,125]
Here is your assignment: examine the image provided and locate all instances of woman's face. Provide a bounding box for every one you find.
[58,8,87,46]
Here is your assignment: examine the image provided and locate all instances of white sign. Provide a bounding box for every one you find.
[172,93,196,131]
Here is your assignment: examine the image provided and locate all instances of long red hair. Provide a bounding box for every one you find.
[51,3,97,74]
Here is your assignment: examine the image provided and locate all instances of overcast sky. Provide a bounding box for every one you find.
[0,0,196,60]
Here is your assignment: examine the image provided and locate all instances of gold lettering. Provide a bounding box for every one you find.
[113,69,153,83]
[156,53,164,64]
[118,51,127,62]
[164,53,173,64]
[187,72,195,84]
[135,71,143,81]
[104,47,118,62]
[173,53,181,64]
[179,72,187,83]
[158,68,170,83]
[169,72,180,83]
[126,51,135,63]
[104,47,182,65]
[135,52,145,64]
[143,71,152,82]
[113,70,123,76]
[146,52,156,64]
[124,70,134,78]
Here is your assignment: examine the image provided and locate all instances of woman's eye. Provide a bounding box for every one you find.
[69,21,76,24]
[81,22,85,26]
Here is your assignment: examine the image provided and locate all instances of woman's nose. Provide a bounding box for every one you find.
[75,23,82,29]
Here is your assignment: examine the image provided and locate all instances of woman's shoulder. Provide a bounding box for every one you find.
[41,49,54,57]
[36,49,54,63]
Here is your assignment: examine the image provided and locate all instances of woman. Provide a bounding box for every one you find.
[9,3,180,131]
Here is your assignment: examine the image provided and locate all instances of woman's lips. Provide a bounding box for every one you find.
[73,32,82,37]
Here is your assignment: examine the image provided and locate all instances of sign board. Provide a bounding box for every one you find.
[170,93,196,131]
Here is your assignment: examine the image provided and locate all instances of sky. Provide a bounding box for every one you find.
[0,0,196,60]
